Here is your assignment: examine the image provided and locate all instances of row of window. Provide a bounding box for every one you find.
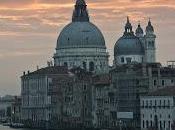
[142,120,171,129]
[64,61,95,71]
[142,99,171,108]
[143,114,171,119]
[153,79,174,86]
[120,57,132,63]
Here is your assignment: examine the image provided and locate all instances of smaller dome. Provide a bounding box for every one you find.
[114,17,144,56]
[136,24,143,35]
[114,35,145,56]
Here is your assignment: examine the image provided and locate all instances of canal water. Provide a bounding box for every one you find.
[0,125,38,130]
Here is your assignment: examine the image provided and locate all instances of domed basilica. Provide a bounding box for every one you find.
[54,0,109,74]
[114,17,156,65]
[54,0,157,73]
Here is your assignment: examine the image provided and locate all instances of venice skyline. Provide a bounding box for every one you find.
[0,0,175,96]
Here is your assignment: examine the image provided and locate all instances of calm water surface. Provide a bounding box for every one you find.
[0,125,38,130]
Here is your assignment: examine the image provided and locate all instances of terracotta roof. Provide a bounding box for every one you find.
[22,66,69,77]
[147,86,175,96]
[93,74,111,85]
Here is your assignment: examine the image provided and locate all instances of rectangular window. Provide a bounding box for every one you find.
[121,57,124,63]
[162,80,165,86]
[126,57,132,63]
[154,80,157,86]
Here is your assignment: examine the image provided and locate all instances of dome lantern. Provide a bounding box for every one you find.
[72,0,89,22]
[124,16,134,36]
[136,22,144,37]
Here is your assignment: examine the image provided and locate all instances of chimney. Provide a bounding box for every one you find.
[23,71,25,75]
[37,66,39,70]
[47,61,50,67]
[28,70,30,74]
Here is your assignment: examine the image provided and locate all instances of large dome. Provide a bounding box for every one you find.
[56,22,106,49]
[114,35,144,56]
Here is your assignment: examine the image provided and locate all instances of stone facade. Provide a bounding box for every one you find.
[114,18,156,66]
[21,66,68,128]
[19,0,175,130]
[0,95,15,123]
[110,63,175,129]
[11,96,22,123]
[21,66,94,129]
[92,74,118,129]
[140,86,175,130]
[54,48,109,74]
[61,68,93,129]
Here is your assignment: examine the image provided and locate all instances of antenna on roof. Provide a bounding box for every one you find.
[37,65,39,70]
[47,61,50,67]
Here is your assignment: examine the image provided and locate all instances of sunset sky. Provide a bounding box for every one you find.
[0,0,175,96]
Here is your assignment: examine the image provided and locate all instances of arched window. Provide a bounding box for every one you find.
[160,121,162,128]
[83,62,87,70]
[146,120,149,128]
[121,57,124,63]
[126,57,132,63]
[86,37,89,44]
[143,120,145,128]
[89,62,94,72]
[64,62,68,67]
[152,41,155,48]
[154,115,158,129]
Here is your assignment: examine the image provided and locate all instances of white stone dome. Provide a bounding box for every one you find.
[56,22,106,49]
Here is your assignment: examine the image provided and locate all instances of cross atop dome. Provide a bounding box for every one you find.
[76,0,86,5]
[72,0,89,22]
[136,21,143,37]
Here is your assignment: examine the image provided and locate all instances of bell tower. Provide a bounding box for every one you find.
[144,19,156,63]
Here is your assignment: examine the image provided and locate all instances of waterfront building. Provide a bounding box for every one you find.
[21,66,94,129]
[21,66,69,128]
[92,74,118,129]
[140,86,175,130]
[11,96,22,123]
[111,15,175,129]
[110,63,175,129]
[61,68,93,129]
[0,95,16,122]
[19,0,175,130]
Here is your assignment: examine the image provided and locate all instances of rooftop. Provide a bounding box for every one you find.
[93,74,111,85]
[147,86,175,96]
[22,66,69,77]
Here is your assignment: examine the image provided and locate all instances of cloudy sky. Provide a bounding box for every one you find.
[0,0,175,96]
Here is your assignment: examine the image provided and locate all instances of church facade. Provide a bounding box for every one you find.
[20,0,175,130]
[53,0,157,71]
[54,0,109,74]
[114,17,156,65]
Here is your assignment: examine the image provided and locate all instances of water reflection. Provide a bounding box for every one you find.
[0,125,38,130]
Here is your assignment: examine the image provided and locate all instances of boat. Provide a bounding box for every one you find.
[10,123,24,128]
[2,122,11,126]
